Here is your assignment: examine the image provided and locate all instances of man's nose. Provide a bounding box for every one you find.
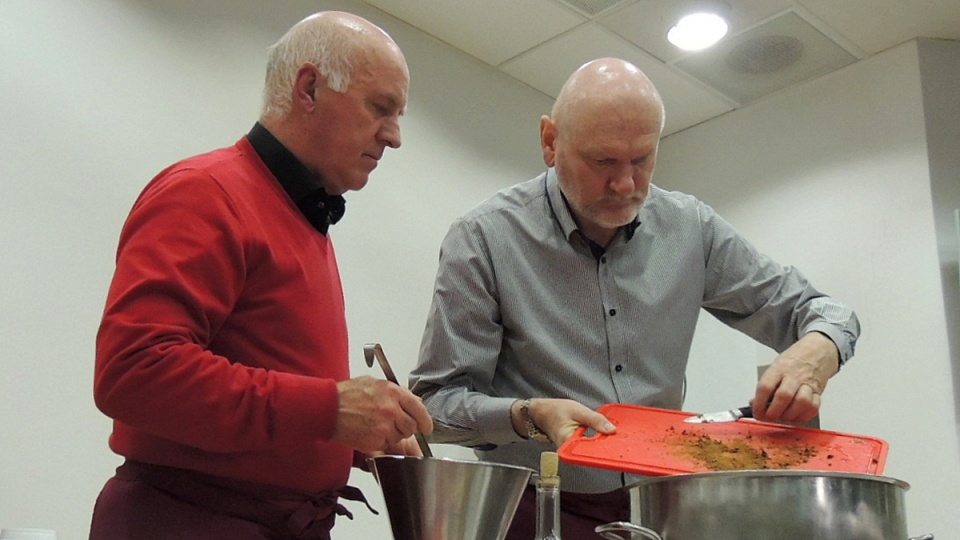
[379,117,402,149]
[609,167,635,195]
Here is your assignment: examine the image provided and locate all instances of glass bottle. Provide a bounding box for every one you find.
[535,451,561,540]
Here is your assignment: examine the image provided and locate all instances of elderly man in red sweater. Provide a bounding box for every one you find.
[90,11,432,540]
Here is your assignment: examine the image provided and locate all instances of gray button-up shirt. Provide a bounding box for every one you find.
[410,169,859,493]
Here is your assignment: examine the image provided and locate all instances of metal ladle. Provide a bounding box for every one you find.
[363,342,433,458]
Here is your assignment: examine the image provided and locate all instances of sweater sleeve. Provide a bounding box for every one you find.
[94,168,340,454]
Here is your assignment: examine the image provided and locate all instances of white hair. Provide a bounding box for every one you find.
[260,15,362,121]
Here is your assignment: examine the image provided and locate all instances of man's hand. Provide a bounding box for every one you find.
[334,376,433,453]
[511,398,616,446]
[752,332,840,424]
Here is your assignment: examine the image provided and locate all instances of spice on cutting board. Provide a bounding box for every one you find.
[663,426,819,471]
[557,404,889,476]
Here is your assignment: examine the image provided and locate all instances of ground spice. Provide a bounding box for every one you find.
[663,426,818,471]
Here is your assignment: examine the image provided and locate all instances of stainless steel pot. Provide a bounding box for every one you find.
[595,470,933,540]
[368,455,534,540]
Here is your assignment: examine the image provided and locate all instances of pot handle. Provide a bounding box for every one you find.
[595,521,662,540]
[908,535,934,540]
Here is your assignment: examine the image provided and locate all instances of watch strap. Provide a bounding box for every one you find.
[521,399,551,443]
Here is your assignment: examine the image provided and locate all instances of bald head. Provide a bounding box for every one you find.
[261,11,407,122]
[539,58,665,246]
[551,58,665,136]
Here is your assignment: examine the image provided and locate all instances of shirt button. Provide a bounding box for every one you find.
[608,308,617,316]
[615,365,623,372]
[600,256,607,264]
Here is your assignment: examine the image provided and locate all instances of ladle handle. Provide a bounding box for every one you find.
[595,521,662,540]
[414,433,433,458]
[363,342,433,458]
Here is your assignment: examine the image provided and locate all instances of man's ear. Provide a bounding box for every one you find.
[293,64,322,112]
[540,115,557,167]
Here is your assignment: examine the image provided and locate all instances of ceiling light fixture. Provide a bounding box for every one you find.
[667,4,730,52]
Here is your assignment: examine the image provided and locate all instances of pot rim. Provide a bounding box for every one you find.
[367,454,537,474]
[625,469,910,491]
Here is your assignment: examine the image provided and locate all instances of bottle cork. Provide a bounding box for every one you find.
[539,451,560,487]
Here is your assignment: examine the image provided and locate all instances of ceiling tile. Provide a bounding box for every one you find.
[359,0,960,136]
[798,0,960,54]
[674,10,857,103]
[500,23,734,135]
[361,0,586,65]
[553,0,634,17]
[599,0,793,63]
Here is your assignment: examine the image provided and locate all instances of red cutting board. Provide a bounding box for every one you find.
[558,404,888,476]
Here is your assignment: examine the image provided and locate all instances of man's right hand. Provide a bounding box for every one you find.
[511,398,616,446]
[334,376,433,453]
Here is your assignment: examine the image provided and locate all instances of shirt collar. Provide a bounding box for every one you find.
[247,122,345,235]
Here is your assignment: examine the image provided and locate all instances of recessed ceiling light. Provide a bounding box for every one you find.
[667,11,729,51]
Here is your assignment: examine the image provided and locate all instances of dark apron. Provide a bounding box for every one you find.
[89,460,375,540]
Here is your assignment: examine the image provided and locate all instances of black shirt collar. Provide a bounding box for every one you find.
[583,218,641,260]
[247,122,345,235]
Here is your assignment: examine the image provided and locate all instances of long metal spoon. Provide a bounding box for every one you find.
[363,342,433,458]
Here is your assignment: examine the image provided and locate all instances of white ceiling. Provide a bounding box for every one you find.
[359,0,960,135]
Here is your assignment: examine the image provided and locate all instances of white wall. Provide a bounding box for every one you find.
[918,39,960,438]
[0,0,549,538]
[2,0,958,538]
[658,39,960,537]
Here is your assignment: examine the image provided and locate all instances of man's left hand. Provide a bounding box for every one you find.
[752,332,840,424]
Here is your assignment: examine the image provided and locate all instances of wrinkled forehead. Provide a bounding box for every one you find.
[356,31,409,77]
[350,43,410,108]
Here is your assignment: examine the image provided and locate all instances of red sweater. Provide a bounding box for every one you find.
[95,137,351,492]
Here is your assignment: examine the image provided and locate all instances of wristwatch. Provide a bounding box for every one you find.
[520,399,551,443]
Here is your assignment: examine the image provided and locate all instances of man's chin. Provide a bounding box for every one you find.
[335,174,371,194]
[605,208,641,227]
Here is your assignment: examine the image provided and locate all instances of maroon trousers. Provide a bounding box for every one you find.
[89,461,370,540]
[505,484,631,540]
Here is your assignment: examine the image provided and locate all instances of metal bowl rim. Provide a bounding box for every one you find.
[367,454,537,474]
[625,469,910,491]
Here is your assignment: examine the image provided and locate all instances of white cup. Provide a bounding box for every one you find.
[0,529,58,540]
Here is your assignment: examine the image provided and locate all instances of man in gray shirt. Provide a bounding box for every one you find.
[409,57,859,539]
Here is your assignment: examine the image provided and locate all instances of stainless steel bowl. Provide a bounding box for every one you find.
[597,470,932,540]
[368,455,534,540]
